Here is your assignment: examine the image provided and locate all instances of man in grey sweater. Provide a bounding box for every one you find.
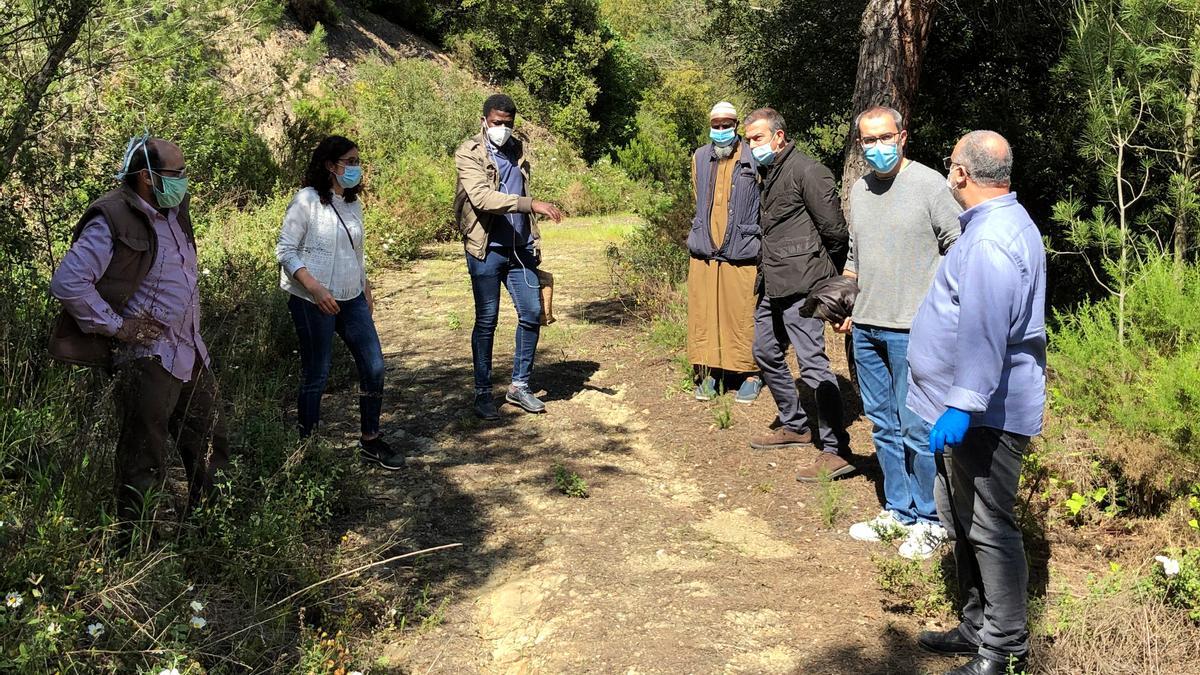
[837,106,961,559]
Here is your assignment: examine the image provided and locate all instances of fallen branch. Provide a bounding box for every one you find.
[265,543,463,611]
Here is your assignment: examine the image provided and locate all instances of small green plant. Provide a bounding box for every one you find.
[755,482,774,494]
[554,464,589,498]
[411,584,450,632]
[447,311,462,330]
[873,554,955,617]
[1143,547,1200,622]
[712,396,733,430]
[815,470,846,527]
[649,314,687,353]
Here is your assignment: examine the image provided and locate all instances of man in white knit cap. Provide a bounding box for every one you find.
[685,101,763,404]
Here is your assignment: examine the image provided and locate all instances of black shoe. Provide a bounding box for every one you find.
[918,626,980,657]
[359,437,404,471]
[474,392,500,420]
[946,655,1027,675]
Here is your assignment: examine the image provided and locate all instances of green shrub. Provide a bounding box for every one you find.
[1050,257,1200,461]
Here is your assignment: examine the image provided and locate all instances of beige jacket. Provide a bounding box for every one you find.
[454,132,541,260]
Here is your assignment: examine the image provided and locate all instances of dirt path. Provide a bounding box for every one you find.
[325,216,957,674]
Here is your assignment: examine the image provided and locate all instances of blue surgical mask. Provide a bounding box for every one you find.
[863,142,901,173]
[337,165,362,189]
[710,127,736,147]
[751,143,776,165]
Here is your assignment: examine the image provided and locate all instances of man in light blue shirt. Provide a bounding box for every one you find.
[907,131,1046,675]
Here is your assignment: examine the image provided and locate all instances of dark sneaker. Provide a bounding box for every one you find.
[917,626,979,657]
[506,385,546,413]
[749,426,812,450]
[694,376,718,401]
[474,392,500,420]
[359,437,404,471]
[795,451,856,482]
[734,377,763,404]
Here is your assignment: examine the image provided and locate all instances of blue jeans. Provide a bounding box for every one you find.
[853,325,937,525]
[288,293,385,438]
[467,246,541,393]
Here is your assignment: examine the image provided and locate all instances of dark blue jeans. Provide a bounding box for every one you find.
[466,246,541,394]
[288,292,385,437]
[853,325,937,525]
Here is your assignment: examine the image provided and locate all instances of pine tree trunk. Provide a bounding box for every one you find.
[840,0,937,212]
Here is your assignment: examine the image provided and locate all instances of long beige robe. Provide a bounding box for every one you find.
[687,144,759,373]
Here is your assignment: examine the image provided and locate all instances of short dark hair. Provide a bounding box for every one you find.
[855,106,905,134]
[122,138,162,189]
[483,93,517,118]
[745,107,786,137]
[302,135,361,205]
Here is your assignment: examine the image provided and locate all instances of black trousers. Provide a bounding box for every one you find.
[935,426,1031,661]
[114,357,229,523]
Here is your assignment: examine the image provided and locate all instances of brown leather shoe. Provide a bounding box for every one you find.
[749,427,812,450]
[796,451,855,482]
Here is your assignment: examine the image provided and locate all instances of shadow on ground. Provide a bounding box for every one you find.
[795,623,951,674]
[320,352,633,638]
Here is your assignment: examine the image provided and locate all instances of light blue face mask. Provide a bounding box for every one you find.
[117,133,188,208]
[710,127,736,147]
[751,142,776,165]
[863,142,901,173]
[337,165,363,189]
[150,171,189,208]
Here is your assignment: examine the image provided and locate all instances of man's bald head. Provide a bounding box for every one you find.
[952,130,1012,188]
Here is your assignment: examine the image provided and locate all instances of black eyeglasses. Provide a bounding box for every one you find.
[860,132,900,148]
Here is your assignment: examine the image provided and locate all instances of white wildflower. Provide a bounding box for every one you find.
[190,615,207,629]
[382,243,390,251]
[387,237,395,244]
[86,622,104,638]
[349,671,364,675]
[189,600,204,612]
[157,668,181,675]
[1155,555,1181,577]
[4,591,22,609]
[201,268,211,277]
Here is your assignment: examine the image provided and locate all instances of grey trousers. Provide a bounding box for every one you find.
[752,293,846,451]
[935,426,1031,661]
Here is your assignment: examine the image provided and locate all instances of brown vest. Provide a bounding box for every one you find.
[48,187,194,368]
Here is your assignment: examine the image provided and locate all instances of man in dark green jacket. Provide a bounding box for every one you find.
[743,107,853,482]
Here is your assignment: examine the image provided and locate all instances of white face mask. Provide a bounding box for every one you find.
[486,125,513,147]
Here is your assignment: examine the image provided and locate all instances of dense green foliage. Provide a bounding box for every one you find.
[0,0,654,669]
[368,0,654,159]
[1050,258,1200,461]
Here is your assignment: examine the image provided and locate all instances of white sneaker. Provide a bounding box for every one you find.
[849,510,910,543]
[898,521,949,560]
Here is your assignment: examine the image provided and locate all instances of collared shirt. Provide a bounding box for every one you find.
[50,193,209,382]
[906,192,1047,436]
[487,140,531,248]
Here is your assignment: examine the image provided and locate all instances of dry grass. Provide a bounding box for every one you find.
[1032,586,1200,674]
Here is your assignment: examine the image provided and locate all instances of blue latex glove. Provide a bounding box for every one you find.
[929,407,971,454]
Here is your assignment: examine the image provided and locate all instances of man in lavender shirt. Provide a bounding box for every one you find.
[907,131,1046,675]
[50,136,228,530]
